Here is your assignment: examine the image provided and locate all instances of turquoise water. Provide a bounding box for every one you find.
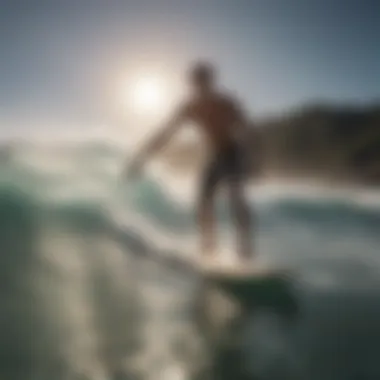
[0,140,379,380]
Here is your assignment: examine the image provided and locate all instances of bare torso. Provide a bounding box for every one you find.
[184,92,242,152]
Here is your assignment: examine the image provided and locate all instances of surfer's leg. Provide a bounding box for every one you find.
[229,181,253,260]
[198,198,215,257]
[198,161,221,258]
[226,145,253,260]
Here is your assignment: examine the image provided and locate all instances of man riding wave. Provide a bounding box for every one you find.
[126,61,256,263]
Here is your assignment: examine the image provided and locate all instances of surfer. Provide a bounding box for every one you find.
[125,62,256,263]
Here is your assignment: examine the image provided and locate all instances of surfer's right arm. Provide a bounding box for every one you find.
[125,104,189,179]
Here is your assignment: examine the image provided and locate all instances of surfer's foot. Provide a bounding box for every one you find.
[200,236,217,262]
[237,255,250,267]
[196,247,219,269]
[201,251,217,263]
[237,250,254,268]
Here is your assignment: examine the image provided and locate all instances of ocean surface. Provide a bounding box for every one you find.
[0,139,380,380]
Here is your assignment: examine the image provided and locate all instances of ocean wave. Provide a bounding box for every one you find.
[1,140,380,379]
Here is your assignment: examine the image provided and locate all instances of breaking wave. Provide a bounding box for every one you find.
[0,139,380,380]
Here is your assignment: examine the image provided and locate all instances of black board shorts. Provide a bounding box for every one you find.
[199,142,248,200]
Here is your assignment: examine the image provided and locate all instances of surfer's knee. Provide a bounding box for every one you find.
[229,184,251,223]
[229,182,245,208]
[197,196,213,223]
[198,183,216,212]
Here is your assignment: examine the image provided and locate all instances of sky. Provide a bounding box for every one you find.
[0,0,379,132]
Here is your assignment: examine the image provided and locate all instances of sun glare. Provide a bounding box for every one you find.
[127,74,167,116]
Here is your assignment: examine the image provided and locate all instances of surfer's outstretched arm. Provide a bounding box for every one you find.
[125,106,188,179]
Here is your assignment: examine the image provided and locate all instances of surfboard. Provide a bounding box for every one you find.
[193,258,298,319]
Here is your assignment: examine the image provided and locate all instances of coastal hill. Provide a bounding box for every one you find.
[259,103,380,185]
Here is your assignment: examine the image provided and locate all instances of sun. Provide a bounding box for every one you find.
[127,74,167,116]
